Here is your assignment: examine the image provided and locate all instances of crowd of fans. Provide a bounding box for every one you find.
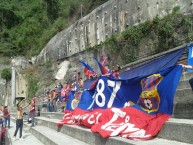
[42,55,122,112]
[43,71,88,112]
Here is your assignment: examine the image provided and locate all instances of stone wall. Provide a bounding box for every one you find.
[11,57,30,99]
[36,0,193,63]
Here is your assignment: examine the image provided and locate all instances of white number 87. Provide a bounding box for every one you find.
[94,79,121,108]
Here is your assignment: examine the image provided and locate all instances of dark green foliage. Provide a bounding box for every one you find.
[0,7,22,29]
[0,0,108,57]
[43,0,59,20]
[1,68,11,81]
[27,74,39,98]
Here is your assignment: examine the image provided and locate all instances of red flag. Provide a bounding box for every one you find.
[58,106,170,140]
[91,107,170,140]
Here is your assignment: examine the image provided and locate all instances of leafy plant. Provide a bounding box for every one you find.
[1,68,11,97]
[1,68,11,81]
[0,0,109,57]
[27,74,39,99]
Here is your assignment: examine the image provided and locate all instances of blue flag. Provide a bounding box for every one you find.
[65,49,184,115]
[80,61,94,72]
[66,66,182,115]
[120,48,184,79]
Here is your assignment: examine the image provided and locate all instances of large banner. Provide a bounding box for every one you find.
[57,48,184,140]
[58,65,183,140]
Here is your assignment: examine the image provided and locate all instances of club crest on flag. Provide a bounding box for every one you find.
[138,74,163,113]
[71,99,80,110]
[70,91,83,110]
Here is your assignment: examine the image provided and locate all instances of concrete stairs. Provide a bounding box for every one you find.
[11,115,192,145]
[10,117,89,145]
[173,72,193,119]
[10,72,193,145]
[31,126,89,145]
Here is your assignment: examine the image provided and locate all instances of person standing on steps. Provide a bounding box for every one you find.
[3,106,10,128]
[52,87,58,112]
[13,99,31,141]
[29,98,36,127]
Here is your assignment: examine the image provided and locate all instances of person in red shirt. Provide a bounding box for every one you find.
[113,69,120,79]
[59,82,71,103]
[3,106,10,128]
[52,87,58,112]
[29,98,36,127]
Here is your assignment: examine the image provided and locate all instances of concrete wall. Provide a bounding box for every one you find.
[11,57,30,99]
[15,73,28,98]
[35,0,193,63]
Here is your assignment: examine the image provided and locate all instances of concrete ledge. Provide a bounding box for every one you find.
[173,102,193,119]
[158,118,193,144]
[180,72,193,81]
[30,126,57,145]
[173,87,193,119]
[177,80,191,90]
[31,126,89,145]
[175,88,193,103]
[173,88,193,119]
[40,112,64,120]
[36,116,193,145]
[11,117,89,145]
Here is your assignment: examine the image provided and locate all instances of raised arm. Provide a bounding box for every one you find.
[179,64,193,69]
[22,101,31,109]
[18,99,25,106]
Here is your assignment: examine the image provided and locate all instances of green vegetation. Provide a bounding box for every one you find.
[0,0,108,57]
[86,6,193,64]
[27,73,39,99]
[1,68,11,96]
[1,68,11,81]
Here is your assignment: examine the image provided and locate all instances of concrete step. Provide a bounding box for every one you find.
[158,118,193,144]
[35,116,193,145]
[8,120,44,145]
[10,117,89,145]
[173,101,193,119]
[40,112,64,120]
[177,80,191,90]
[30,126,89,145]
[180,72,193,81]
[173,88,193,119]
[175,88,193,103]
